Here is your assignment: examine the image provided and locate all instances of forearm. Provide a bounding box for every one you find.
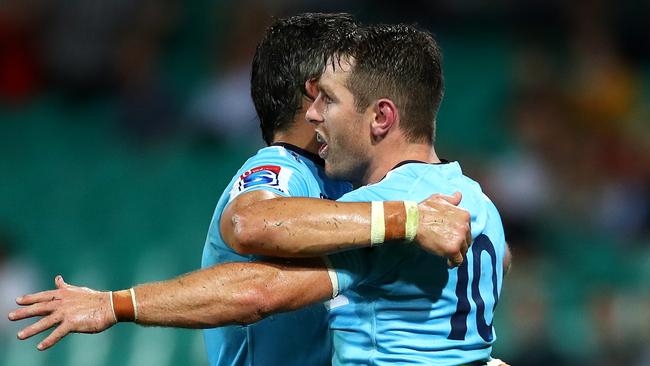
[9,260,333,350]
[228,198,393,257]
[222,191,470,265]
[134,259,332,328]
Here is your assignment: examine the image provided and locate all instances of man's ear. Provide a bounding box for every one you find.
[305,78,319,100]
[371,98,398,140]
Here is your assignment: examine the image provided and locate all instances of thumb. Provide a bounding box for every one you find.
[55,275,68,289]
[439,191,462,206]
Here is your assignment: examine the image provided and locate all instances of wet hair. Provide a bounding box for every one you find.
[251,13,358,145]
[344,24,444,144]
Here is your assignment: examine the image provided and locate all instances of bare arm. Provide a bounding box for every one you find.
[9,258,332,350]
[222,190,471,266]
[136,258,330,327]
[222,190,371,256]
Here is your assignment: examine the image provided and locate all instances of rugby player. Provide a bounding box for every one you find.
[8,14,478,365]
[235,24,512,365]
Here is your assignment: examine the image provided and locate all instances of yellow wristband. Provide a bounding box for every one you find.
[370,201,385,246]
[404,201,419,242]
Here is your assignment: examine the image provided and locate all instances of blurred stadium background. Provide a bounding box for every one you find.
[1,0,648,365]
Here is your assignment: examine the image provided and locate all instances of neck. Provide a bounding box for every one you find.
[362,141,439,185]
[272,121,319,154]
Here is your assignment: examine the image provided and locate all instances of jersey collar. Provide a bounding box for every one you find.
[390,159,451,171]
[379,159,452,182]
[271,142,325,167]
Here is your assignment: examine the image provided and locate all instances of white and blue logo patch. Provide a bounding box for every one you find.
[229,165,293,200]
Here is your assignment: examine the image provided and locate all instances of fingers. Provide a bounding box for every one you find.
[434,191,462,206]
[16,275,71,306]
[465,224,473,251]
[16,290,60,306]
[17,313,60,340]
[447,251,464,268]
[37,323,70,351]
[8,301,56,321]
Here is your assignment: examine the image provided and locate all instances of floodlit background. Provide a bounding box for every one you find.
[1,1,649,365]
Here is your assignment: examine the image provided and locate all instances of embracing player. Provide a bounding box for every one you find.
[222,24,512,365]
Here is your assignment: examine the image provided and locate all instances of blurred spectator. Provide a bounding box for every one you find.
[187,2,272,145]
[503,257,568,366]
[587,291,650,366]
[563,0,649,242]
[0,0,44,104]
[113,0,181,143]
[40,0,134,97]
[485,74,562,253]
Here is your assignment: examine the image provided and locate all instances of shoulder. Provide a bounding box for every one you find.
[337,165,423,202]
[237,146,315,180]
[228,146,315,200]
[243,146,309,168]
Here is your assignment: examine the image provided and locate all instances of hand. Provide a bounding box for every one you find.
[416,192,472,267]
[7,275,116,350]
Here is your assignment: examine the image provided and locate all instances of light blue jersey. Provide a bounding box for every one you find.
[201,143,352,366]
[327,161,506,366]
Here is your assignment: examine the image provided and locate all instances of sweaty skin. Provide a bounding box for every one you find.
[7,23,513,365]
[9,258,332,350]
[223,190,472,266]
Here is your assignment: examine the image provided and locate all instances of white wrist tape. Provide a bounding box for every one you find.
[109,291,118,323]
[370,201,385,246]
[130,288,139,322]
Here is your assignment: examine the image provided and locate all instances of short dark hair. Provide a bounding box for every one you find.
[251,13,358,145]
[344,24,444,144]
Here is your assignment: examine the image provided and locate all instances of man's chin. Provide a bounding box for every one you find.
[323,161,341,180]
[324,161,356,184]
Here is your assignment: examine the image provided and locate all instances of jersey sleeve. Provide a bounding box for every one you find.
[227,148,312,204]
[324,249,372,297]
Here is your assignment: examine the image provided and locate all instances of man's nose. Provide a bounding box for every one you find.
[306,99,323,125]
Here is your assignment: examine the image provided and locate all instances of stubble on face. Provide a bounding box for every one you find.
[325,113,370,184]
[317,58,372,184]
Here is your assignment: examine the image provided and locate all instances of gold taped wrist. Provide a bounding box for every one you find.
[111,288,138,322]
[370,201,419,245]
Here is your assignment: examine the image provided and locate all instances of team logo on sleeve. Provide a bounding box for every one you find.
[229,165,293,200]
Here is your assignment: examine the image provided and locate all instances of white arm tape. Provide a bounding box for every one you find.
[321,256,340,298]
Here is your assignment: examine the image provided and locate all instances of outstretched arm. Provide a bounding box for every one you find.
[222,191,471,266]
[9,258,332,350]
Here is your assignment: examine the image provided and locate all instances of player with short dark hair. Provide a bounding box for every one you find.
[198,13,357,366]
[252,13,354,145]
